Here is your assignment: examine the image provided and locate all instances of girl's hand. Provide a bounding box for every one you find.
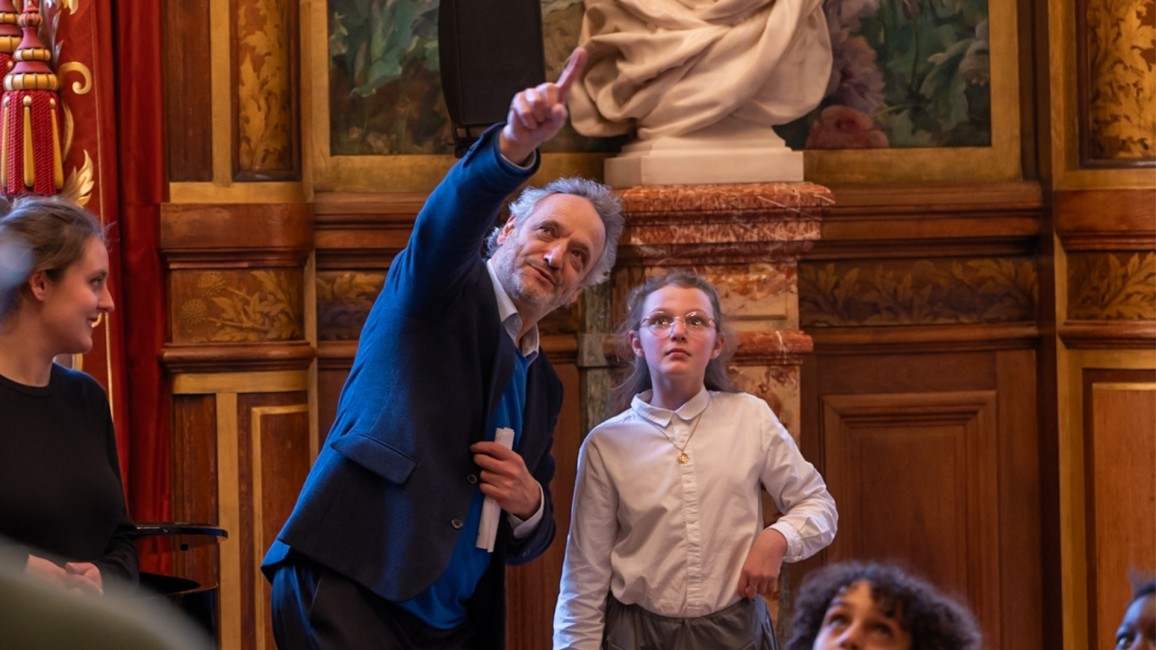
[736,528,788,599]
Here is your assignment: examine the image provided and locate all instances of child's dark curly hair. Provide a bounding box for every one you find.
[786,561,983,650]
[1132,578,1156,602]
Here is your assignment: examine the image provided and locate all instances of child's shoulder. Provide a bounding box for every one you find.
[584,406,651,446]
[589,408,636,434]
[712,390,771,410]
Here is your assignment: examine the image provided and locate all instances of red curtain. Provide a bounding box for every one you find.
[49,2,168,535]
[111,2,170,537]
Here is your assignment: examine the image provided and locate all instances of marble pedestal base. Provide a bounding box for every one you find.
[603,121,804,187]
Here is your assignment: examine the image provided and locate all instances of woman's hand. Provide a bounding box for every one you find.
[65,561,104,595]
[25,554,104,594]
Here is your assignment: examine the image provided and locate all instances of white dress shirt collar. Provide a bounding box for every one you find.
[631,387,712,427]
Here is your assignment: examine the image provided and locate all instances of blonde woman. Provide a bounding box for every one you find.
[0,196,136,595]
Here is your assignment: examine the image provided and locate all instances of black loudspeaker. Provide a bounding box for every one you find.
[438,0,545,157]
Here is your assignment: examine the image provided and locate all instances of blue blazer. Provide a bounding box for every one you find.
[264,127,561,642]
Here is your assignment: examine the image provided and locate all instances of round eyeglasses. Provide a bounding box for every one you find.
[640,312,716,337]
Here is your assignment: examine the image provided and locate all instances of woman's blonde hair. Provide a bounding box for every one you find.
[0,196,106,318]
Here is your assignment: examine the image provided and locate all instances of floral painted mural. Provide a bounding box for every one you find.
[327,0,616,155]
[328,0,443,154]
[328,0,992,155]
[776,0,992,149]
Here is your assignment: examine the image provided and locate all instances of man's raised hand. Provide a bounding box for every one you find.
[499,47,588,165]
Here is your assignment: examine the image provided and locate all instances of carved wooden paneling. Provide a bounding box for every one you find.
[243,396,310,650]
[1056,189,1156,250]
[802,348,1042,649]
[169,394,221,587]
[1076,0,1156,166]
[312,193,426,265]
[1056,188,1156,349]
[812,182,1042,260]
[171,373,309,650]
[160,202,316,374]
[317,341,355,451]
[160,203,313,258]
[822,391,1000,638]
[1082,369,1156,649]
[801,256,1037,327]
[1067,251,1156,321]
[171,269,304,343]
[233,0,300,180]
[316,271,384,341]
[163,0,213,181]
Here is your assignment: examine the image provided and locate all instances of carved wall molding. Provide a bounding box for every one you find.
[801,256,1038,328]
[810,181,1043,260]
[161,341,315,374]
[1056,188,1156,250]
[1058,320,1156,349]
[159,202,316,373]
[808,322,1041,353]
[313,192,428,267]
[1056,188,1156,348]
[1067,251,1156,319]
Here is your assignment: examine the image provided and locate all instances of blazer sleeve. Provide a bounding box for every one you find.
[390,124,539,317]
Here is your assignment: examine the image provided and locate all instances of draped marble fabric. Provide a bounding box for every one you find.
[570,0,833,140]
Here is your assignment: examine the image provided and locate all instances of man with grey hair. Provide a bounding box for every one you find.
[263,47,624,649]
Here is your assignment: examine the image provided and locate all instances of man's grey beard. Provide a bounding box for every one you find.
[491,245,565,313]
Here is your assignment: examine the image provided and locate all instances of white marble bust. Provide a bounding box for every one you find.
[568,0,832,186]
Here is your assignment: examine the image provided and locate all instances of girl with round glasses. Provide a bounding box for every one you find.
[554,271,837,649]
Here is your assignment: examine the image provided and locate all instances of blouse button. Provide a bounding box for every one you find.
[466,474,478,484]
[451,518,464,529]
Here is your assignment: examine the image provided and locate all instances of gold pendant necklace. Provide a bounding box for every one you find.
[642,395,710,464]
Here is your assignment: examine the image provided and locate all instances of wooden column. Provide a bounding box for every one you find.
[159,203,314,650]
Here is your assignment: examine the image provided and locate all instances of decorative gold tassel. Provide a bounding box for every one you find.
[1,0,61,196]
[50,96,59,188]
[21,95,31,188]
[1,96,8,188]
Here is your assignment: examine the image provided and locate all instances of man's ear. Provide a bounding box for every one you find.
[495,216,517,245]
